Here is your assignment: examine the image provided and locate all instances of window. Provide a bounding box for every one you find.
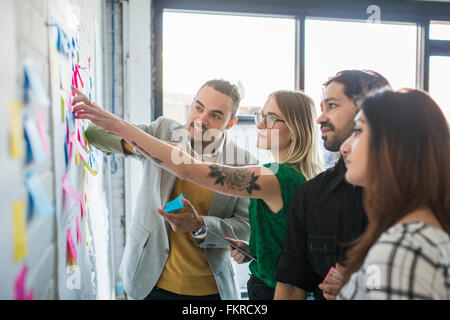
[303,18,418,166]
[430,21,450,41]
[304,18,418,110]
[162,11,296,124]
[429,56,450,121]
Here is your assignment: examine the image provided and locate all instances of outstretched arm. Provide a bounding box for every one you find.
[72,87,284,212]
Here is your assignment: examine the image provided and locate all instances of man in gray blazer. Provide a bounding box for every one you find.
[85,79,256,300]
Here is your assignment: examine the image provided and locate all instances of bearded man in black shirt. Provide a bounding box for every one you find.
[274,70,391,300]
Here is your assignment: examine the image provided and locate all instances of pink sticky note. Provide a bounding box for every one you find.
[76,65,84,88]
[72,70,78,90]
[77,125,87,147]
[69,132,88,161]
[80,201,86,219]
[66,92,73,111]
[62,174,81,205]
[66,227,78,262]
[76,216,81,244]
[14,265,34,300]
[35,113,51,157]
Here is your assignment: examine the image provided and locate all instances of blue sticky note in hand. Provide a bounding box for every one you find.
[165,194,186,213]
[25,170,55,218]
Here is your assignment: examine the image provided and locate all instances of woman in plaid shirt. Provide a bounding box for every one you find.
[325,88,450,300]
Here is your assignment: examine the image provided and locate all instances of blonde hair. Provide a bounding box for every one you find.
[271,90,323,180]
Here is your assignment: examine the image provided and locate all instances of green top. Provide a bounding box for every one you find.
[248,162,306,289]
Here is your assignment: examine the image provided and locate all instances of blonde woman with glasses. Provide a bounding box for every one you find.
[72,87,323,300]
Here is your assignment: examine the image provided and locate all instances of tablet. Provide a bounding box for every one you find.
[204,226,257,262]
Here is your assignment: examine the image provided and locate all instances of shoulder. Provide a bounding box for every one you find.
[264,163,305,183]
[342,222,450,300]
[366,222,450,265]
[153,116,183,133]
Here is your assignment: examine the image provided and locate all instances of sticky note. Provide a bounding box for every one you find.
[165,194,186,213]
[66,109,75,134]
[80,200,86,219]
[69,132,88,162]
[76,216,81,244]
[83,160,97,176]
[14,265,34,300]
[66,91,73,112]
[62,174,82,205]
[64,138,69,166]
[23,114,47,164]
[12,201,28,262]
[8,101,25,159]
[35,113,51,157]
[25,170,55,218]
[61,95,65,123]
[67,227,78,263]
[85,221,91,246]
[23,55,50,106]
[77,126,87,147]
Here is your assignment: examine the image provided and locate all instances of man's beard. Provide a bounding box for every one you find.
[189,122,221,153]
[321,121,352,152]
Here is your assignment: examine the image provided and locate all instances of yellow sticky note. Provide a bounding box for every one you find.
[75,152,81,166]
[12,201,28,261]
[85,222,91,246]
[50,46,60,85]
[9,101,25,159]
[83,160,97,176]
[61,95,65,123]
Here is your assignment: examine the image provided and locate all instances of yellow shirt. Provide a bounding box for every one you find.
[156,178,218,295]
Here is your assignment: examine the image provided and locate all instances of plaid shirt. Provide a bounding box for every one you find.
[338,221,450,300]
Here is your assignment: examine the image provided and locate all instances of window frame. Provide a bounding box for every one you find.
[152,0,450,121]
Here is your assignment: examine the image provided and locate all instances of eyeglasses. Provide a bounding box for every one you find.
[254,112,285,129]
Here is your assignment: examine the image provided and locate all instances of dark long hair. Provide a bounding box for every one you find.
[341,88,450,286]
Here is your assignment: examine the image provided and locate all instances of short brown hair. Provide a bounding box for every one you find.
[198,79,241,119]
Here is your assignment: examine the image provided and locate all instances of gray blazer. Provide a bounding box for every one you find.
[85,117,257,300]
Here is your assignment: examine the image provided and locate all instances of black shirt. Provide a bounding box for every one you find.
[274,157,367,300]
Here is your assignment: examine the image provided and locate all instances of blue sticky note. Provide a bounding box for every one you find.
[165,194,186,213]
[66,109,75,133]
[23,56,50,106]
[64,137,69,166]
[25,170,55,218]
[23,114,47,164]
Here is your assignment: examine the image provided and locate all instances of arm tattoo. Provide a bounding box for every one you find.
[131,141,163,165]
[207,165,261,195]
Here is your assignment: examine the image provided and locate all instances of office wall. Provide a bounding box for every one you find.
[0,0,113,300]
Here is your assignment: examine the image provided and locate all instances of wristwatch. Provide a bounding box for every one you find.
[192,225,207,239]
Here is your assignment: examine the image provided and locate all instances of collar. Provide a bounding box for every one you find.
[323,156,349,193]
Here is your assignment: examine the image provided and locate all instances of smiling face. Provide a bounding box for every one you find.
[317,82,359,152]
[256,95,292,158]
[340,111,370,187]
[187,85,237,149]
